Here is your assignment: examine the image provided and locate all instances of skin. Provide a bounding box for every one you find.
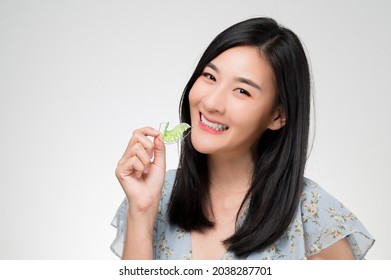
[307,238,354,260]
[115,127,166,259]
[189,46,285,159]
[189,45,286,259]
[115,45,354,260]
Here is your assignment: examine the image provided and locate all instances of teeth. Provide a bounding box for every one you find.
[201,114,229,131]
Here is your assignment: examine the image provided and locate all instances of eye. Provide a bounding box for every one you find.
[235,88,251,96]
[202,72,216,81]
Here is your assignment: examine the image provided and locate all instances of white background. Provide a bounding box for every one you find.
[0,0,390,259]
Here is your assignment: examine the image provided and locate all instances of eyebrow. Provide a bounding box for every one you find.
[205,62,262,91]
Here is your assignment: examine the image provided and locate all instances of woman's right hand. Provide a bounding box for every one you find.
[115,127,166,216]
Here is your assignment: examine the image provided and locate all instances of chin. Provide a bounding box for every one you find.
[190,133,222,155]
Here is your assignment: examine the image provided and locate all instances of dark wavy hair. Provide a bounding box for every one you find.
[168,17,311,257]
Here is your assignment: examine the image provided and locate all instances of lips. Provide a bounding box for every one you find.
[200,113,229,131]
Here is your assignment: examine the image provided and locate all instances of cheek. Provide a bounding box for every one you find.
[188,90,197,119]
[188,89,196,107]
[188,80,205,113]
[238,106,273,136]
[188,89,201,123]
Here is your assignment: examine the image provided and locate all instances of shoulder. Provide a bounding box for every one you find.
[300,178,346,213]
[299,178,364,231]
[296,178,375,259]
[301,177,334,200]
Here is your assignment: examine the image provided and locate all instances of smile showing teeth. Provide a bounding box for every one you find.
[200,114,229,131]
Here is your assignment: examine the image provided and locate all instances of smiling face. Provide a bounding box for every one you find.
[189,45,285,158]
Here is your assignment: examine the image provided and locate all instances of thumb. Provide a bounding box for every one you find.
[152,133,166,169]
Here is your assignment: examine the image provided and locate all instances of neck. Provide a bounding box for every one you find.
[205,153,253,224]
[207,153,253,194]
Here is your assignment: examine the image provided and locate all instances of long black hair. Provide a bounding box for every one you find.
[168,17,311,257]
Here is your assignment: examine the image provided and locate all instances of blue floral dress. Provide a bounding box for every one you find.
[111,170,374,259]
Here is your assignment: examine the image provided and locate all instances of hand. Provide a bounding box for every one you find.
[115,127,166,215]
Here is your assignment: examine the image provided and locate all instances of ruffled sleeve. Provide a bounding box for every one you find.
[110,197,129,259]
[109,169,177,259]
[300,178,375,259]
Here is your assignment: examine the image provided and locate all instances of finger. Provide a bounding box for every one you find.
[132,126,161,141]
[152,133,166,169]
[116,156,145,179]
[129,143,152,173]
[123,127,160,158]
[133,170,143,178]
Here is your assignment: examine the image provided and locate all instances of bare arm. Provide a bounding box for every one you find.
[115,127,166,260]
[123,209,156,259]
[307,237,354,260]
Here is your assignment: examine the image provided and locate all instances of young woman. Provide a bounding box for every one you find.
[111,17,374,260]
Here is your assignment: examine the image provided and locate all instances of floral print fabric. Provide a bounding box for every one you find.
[111,170,374,259]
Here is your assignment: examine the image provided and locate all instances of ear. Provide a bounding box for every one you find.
[267,105,286,131]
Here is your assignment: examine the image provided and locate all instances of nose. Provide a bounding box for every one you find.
[203,84,227,113]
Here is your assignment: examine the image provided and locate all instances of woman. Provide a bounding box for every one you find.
[111,17,374,259]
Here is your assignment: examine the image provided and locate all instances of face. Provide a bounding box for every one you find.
[189,45,285,158]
